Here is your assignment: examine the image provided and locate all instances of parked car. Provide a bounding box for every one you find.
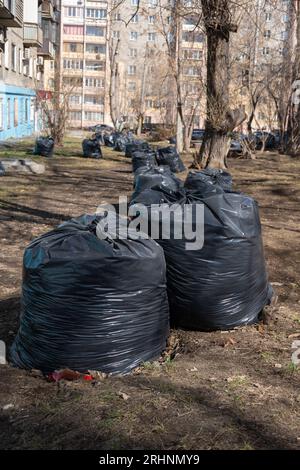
[229,133,257,156]
[254,131,281,150]
[191,129,205,141]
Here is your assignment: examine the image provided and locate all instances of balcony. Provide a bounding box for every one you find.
[38,38,55,58]
[23,22,43,47]
[0,0,23,27]
[41,0,54,20]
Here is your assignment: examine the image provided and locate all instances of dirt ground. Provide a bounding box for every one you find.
[0,136,299,450]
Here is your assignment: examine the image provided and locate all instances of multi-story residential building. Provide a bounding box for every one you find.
[109,0,172,129]
[0,0,40,139]
[38,0,60,94]
[60,0,109,128]
[231,0,295,131]
[0,0,60,140]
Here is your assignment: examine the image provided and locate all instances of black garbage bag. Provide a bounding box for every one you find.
[104,133,115,147]
[0,161,5,176]
[156,146,185,173]
[132,150,157,173]
[125,140,150,158]
[34,136,54,158]
[132,166,183,200]
[130,187,272,331]
[185,169,233,192]
[10,214,169,374]
[114,133,130,152]
[82,138,102,159]
[94,132,105,145]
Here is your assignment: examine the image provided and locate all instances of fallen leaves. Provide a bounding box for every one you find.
[116,391,130,401]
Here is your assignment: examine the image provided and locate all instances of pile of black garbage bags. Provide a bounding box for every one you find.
[131,168,272,331]
[11,148,272,375]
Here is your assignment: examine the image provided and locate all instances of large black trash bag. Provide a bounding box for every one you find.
[130,187,272,331]
[10,214,169,374]
[94,132,105,145]
[125,140,150,158]
[132,166,183,200]
[34,136,54,157]
[185,169,233,192]
[132,150,157,173]
[82,138,102,159]
[0,161,5,176]
[114,134,128,152]
[156,146,185,173]
[104,133,115,147]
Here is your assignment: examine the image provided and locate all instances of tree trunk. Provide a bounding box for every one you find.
[137,115,143,137]
[247,109,255,133]
[195,1,246,169]
[176,109,184,153]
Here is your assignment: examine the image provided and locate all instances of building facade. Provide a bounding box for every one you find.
[0,0,59,140]
[60,0,109,128]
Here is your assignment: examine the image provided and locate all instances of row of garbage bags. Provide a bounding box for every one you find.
[11,167,272,376]
[33,133,186,174]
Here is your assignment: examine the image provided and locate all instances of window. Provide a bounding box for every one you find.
[0,99,3,130]
[148,32,156,41]
[129,48,137,58]
[113,31,120,39]
[145,99,154,108]
[69,111,82,121]
[144,116,151,124]
[18,48,22,74]
[265,12,271,21]
[48,78,54,88]
[63,25,84,35]
[128,65,136,75]
[14,98,18,127]
[262,47,270,55]
[86,8,107,19]
[86,26,105,36]
[182,31,204,42]
[69,95,81,105]
[65,7,83,17]
[63,59,83,70]
[84,95,104,105]
[283,14,289,22]
[64,42,83,53]
[114,12,121,21]
[86,43,106,54]
[264,30,271,39]
[183,66,201,76]
[130,31,138,41]
[84,111,104,121]
[85,77,105,88]
[148,15,155,24]
[85,61,105,71]
[131,0,138,5]
[7,98,11,129]
[4,41,9,68]
[281,31,288,40]
[132,15,139,23]
[11,44,16,71]
[148,0,158,6]
[183,49,203,60]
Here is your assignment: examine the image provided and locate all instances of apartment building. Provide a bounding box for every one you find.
[231,0,295,131]
[60,0,109,128]
[109,0,174,129]
[0,0,59,140]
